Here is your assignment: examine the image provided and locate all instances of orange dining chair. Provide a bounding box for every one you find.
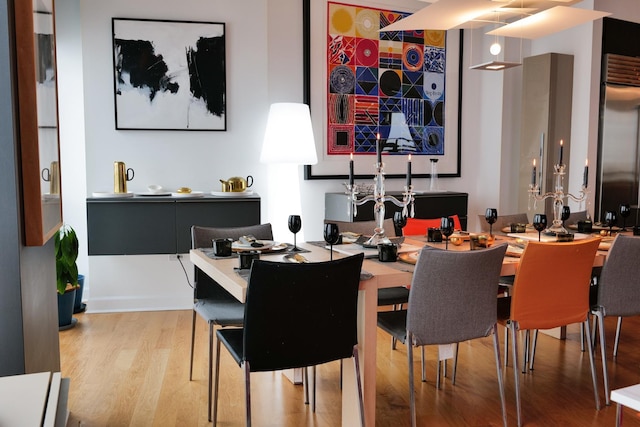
[403,215,462,236]
[497,238,602,427]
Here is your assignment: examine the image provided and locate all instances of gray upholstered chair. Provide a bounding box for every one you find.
[189,223,273,422]
[324,218,409,307]
[478,212,529,235]
[377,244,508,427]
[325,219,410,342]
[592,235,640,406]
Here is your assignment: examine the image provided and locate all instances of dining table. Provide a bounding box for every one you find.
[190,231,611,426]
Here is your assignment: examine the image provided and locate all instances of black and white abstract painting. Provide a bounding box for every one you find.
[112,18,226,131]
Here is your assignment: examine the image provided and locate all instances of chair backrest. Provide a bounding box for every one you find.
[324,218,398,237]
[566,210,588,226]
[242,253,364,372]
[191,224,274,299]
[478,212,529,235]
[191,224,273,249]
[596,235,640,317]
[403,215,463,236]
[510,238,601,330]
[406,244,507,346]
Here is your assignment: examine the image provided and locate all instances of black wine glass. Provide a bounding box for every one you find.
[288,215,302,252]
[485,208,498,236]
[323,223,340,260]
[393,211,407,234]
[533,213,547,242]
[561,205,571,230]
[440,216,454,250]
[604,211,617,236]
[620,204,631,231]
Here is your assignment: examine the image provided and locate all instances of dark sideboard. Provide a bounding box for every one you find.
[87,195,261,255]
[325,191,469,232]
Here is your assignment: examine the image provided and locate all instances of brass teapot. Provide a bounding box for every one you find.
[220,175,253,192]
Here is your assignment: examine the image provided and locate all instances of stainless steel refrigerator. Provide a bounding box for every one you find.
[596,54,640,225]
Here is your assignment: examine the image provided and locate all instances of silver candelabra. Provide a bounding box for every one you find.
[346,160,415,246]
[528,163,588,234]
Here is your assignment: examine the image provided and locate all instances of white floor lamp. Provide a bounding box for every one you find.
[260,103,317,242]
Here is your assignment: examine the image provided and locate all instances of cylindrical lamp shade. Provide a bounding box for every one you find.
[260,103,318,165]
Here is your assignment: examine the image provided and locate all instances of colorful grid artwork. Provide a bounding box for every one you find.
[327,2,447,157]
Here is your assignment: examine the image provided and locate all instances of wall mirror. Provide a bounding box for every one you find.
[15,0,62,246]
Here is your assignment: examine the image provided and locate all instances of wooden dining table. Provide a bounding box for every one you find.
[190,233,609,426]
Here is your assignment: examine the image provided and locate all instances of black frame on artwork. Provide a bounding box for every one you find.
[303,0,463,180]
[112,17,227,131]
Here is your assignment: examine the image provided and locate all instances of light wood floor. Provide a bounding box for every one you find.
[60,310,640,426]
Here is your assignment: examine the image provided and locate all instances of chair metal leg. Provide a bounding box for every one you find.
[339,359,343,390]
[352,346,366,427]
[584,319,601,410]
[504,325,509,367]
[510,322,522,427]
[613,317,623,358]
[529,330,538,371]
[189,309,197,381]
[436,358,442,390]
[492,326,508,427]
[407,334,417,427]
[452,343,459,385]
[208,323,214,422]
[522,330,529,374]
[312,365,317,413]
[591,313,598,350]
[213,334,222,425]
[421,346,426,382]
[597,311,611,406]
[580,321,585,352]
[304,367,309,404]
[244,361,252,427]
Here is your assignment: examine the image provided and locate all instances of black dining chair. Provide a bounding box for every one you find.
[189,223,273,422]
[377,244,509,427]
[212,253,366,426]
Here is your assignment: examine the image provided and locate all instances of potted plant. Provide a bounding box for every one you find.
[55,224,80,330]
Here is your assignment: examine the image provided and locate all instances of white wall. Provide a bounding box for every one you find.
[56,0,639,312]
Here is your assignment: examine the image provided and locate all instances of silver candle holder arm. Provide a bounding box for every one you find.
[528,163,588,234]
[346,160,415,246]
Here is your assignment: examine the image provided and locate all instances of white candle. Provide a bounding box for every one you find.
[376,133,381,165]
[531,159,536,186]
[406,154,412,187]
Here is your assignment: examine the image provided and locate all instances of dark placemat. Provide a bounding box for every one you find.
[201,248,239,260]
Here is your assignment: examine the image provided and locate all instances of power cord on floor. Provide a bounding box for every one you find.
[175,254,193,288]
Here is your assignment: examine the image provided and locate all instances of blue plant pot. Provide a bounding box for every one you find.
[58,288,77,330]
[73,274,86,313]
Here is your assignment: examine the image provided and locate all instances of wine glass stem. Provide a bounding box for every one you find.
[538,231,541,242]
[330,244,333,261]
[445,239,448,250]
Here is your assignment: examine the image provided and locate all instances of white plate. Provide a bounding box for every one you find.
[211,190,254,197]
[232,240,286,252]
[171,191,204,198]
[92,191,134,198]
